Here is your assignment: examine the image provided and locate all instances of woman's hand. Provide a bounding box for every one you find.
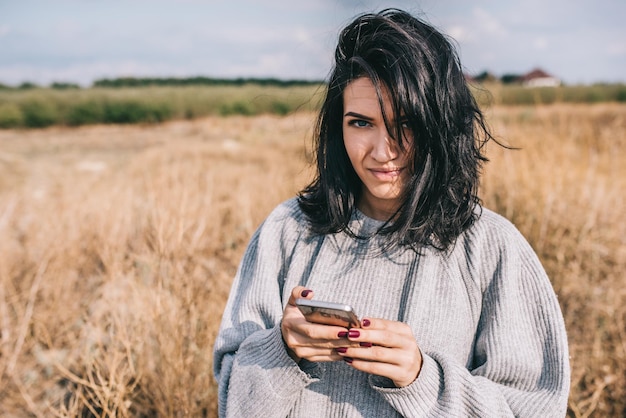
[334,317,423,388]
[281,286,360,363]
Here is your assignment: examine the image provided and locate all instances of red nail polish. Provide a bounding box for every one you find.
[359,342,372,347]
[338,331,348,338]
[336,347,348,354]
[348,330,360,338]
[301,289,312,297]
[362,318,371,327]
[344,357,354,364]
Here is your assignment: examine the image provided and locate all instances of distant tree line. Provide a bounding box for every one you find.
[1,76,625,129]
[471,71,524,84]
[0,77,324,90]
[3,73,626,89]
[469,70,559,85]
[93,76,323,88]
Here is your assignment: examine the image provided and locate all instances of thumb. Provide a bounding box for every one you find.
[287,286,314,306]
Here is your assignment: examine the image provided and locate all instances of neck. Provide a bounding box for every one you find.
[357,197,399,221]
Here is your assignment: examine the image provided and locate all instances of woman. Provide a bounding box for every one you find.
[213,9,570,417]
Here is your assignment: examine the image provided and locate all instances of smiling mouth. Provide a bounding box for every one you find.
[371,167,404,173]
[369,168,405,180]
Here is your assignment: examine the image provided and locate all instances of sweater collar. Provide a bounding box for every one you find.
[350,208,389,237]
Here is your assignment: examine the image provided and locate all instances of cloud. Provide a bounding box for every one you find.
[472,8,508,37]
[446,25,473,43]
[533,37,548,50]
[1,1,624,85]
[0,60,200,87]
[443,8,508,47]
[0,25,10,37]
[607,42,626,56]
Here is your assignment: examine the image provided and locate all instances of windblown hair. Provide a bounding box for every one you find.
[298,9,493,251]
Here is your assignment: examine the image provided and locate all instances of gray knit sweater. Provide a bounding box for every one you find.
[213,198,570,417]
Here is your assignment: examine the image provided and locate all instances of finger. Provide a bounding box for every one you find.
[335,344,404,365]
[292,322,363,346]
[344,357,419,388]
[335,339,423,387]
[288,332,355,362]
[292,347,344,362]
[348,320,414,348]
[360,317,412,335]
[337,344,422,388]
[287,286,314,306]
[283,307,361,346]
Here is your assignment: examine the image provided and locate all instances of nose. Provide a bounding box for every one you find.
[370,128,398,162]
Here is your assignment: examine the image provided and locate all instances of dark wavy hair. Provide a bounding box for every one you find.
[298,9,493,251]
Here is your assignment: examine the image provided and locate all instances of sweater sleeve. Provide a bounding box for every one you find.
[212,200,319,418]
[371,214,570,417]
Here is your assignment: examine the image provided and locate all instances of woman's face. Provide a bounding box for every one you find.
[342,77,412,220]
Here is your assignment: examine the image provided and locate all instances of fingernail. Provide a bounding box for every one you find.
[301,289,312,297]
[362,318,371,327]
[359,342,372,347]
[337,331,348,338]
[336,347,348,354]
[343,357,354,364]
[348,330,360,338]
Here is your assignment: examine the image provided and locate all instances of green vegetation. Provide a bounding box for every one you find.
[471,83,626,106]
[0,84,324,128]
[92,76,322,88]
[0,81,624,129]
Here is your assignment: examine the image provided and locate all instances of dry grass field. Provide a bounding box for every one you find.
[0,104,624,417]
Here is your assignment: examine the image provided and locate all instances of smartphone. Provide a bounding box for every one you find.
[295,298,361,328]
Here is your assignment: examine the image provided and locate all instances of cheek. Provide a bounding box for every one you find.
[343,133,368,159]
[343,136,358,161]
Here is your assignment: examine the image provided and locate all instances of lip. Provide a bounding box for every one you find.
[369,167,405,181]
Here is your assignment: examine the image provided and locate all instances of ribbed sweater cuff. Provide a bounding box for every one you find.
[237,326,320,397]
[371,354,441,416]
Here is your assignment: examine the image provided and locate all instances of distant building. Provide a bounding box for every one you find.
[520,68,561,87]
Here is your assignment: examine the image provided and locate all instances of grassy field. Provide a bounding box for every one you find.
[1,82,624,128]
[0,85,324,128]
[0,104,624,416]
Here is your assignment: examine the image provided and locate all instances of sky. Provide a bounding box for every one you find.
[1,0,625,87]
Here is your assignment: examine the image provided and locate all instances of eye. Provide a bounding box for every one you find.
[348,119,371,128]
[398,120,414,144]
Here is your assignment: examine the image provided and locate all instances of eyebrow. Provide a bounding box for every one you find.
[344,111,410,123]
[343,111,374,121]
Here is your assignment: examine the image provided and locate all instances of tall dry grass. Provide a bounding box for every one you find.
[0,115,314,416]
[0,105,624,417]
[480,104,626,417]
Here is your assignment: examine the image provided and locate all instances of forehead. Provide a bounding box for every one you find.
[343,77,393,114]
